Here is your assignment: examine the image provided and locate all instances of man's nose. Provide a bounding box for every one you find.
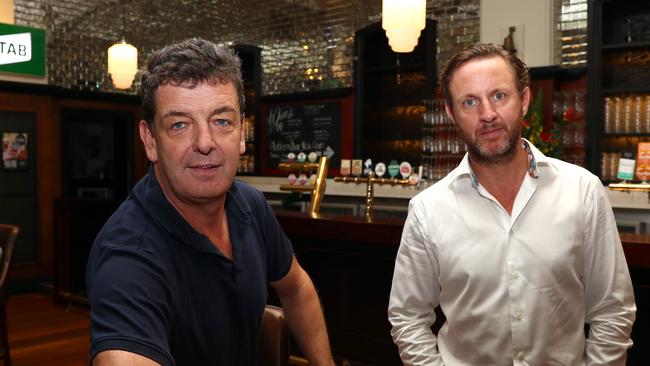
[478,99,497,124]
[193,123,216,155]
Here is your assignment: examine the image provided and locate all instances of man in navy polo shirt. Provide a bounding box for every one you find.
[87,38,335,366]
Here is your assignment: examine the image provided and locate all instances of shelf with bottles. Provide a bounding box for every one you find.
[359,102,424,167]
[601,47,650,90]
[237,113,257,174]
[551,88,587,167]
[600,1,650,45]
[360,138,422,171]
[602,93,650,135]
[234,44,261,175]
[363,106,423,137]
[587,0,650,182]
[354,19,436,171]
[419,98,466,183]
[362,72,429,105]
[598,135,650,182]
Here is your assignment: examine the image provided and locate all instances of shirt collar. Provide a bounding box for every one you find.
[132,166,251,254]
[449,138,553,190]
[522,139,540,179]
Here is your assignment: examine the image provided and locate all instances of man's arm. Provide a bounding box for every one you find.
[87,243,173,366]
[388,200,443,366]
[93,350,160,366]
[269,256,335,366]
[583,179,636,365]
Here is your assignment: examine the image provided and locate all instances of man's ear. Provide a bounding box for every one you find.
[139,120,158,163]
[521,87,531,117]
[444,102,456,126]
[239,114,246,155]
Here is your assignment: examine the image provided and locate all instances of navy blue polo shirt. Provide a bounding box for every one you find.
[87,170,293,365]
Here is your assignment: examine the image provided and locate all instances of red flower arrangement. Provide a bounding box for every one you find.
[521,90,565,158]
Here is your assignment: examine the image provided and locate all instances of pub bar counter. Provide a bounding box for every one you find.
[248,179,650,365]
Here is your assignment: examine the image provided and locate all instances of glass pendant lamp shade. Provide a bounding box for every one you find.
[382,0,426,53]
[108,40,138,89]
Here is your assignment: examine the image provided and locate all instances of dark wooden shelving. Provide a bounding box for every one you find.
[362,63,428,73]
[587,0,650,183]
[603,87,650,95]
[362,101,427,108]
[603,132,650,137]
[586,16,650,365]
[234,44,261,175]
[602,40,650,50]
[354,20,436,165]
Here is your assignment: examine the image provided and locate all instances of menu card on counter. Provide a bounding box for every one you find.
[617,152,636,181]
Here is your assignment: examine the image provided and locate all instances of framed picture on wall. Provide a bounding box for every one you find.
[2,131,29,170]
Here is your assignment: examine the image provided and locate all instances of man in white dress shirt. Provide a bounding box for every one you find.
[388,43,636,365]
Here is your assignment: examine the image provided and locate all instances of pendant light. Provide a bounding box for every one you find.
[107,3,138,89]
[382,0,426,53]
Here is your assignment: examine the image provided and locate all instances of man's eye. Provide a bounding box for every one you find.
[462,98,478,108]
[214,119,232,127]
[493,92,506,101]
[171,122,186,130]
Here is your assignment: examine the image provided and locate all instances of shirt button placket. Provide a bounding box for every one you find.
[516,351,525,361]
[507,224,528,360]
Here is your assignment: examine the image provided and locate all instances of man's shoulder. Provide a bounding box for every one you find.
[230,179,269,211]
[542,157,601,186]
[232,179,264,199]
[93,197,160,253]
[410,172,462,207]
[87,197,173,288]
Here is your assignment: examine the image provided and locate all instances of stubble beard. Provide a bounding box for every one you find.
[461,120,523,166]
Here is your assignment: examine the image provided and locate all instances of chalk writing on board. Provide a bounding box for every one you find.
[266,102,340,167]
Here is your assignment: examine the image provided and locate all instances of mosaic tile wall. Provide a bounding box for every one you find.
[12,0,480,95]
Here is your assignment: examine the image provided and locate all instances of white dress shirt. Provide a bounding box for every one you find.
[389,140,636,366]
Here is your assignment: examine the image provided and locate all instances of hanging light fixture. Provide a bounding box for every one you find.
[382,0,426,53]
[108,40,138,89]
[107,3,138,89]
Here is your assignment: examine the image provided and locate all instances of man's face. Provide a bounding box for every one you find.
[445,56,530,164]
[139,81,245,205]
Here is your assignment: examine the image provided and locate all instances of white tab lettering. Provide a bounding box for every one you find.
[0,33,32,65]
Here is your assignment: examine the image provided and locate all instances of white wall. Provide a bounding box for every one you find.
[480,0,556,67]
[0,0,14,24]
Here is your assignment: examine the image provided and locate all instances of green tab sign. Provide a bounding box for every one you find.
[0,23,46,77]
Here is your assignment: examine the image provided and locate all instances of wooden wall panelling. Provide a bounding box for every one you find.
[0,91,56,283]
[0,90,144,286]
[54,99,146,181]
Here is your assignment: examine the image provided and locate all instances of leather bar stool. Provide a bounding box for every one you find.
[0,224,18,366]
[257,305,289,366]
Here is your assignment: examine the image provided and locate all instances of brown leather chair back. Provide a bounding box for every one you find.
[257,305,289,366]
[0,224,18,366]
[0,225,18,305]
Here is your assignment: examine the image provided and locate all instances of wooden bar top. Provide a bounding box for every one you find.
[620,233,650,269]
[275,211,650,269]
[275,210,404,246]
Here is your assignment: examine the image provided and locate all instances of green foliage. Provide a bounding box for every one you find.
[521,90,564,158]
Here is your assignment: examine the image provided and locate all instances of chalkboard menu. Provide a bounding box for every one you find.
[266,102,340,167]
